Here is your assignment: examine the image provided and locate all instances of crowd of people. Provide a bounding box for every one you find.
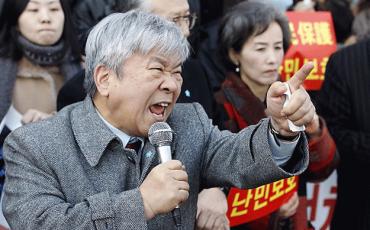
[0,0,368,229]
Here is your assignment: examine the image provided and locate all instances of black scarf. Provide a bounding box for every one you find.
[0,35,81,121]
[17,35,67,66]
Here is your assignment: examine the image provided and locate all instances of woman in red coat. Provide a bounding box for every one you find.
[215,1,338,229]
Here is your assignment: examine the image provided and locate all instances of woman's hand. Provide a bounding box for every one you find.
[277,192,299,219]
[196,188,230,230]
[305,113,322,138]
[21,109,55,124]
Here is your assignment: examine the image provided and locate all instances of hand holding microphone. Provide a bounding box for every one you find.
[139,160,189,219]
[139,122,189,222]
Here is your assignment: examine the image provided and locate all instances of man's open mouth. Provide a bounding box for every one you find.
[149,102,169,117]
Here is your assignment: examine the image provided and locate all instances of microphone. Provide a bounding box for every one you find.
[148,122,182,229]
[148,122,173,163]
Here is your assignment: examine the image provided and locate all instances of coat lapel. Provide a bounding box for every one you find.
[139,141,159,183]
[71,97,117,167]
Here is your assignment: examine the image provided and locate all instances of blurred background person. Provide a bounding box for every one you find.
[291,0,316,11]
[0,0,81,192]
[215,1,338,229]
[71,0,140,52]
[317,37,370,230]
[196,0,293,93]
[70,0,201,56]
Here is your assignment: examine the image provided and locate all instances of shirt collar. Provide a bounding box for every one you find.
[95,108,143,148]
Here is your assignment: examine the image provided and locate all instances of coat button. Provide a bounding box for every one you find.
[127,155,135,164]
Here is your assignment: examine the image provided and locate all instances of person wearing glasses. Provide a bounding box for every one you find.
[57,0,225,229]
[58,0,215,120]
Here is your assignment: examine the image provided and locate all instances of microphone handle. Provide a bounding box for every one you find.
[157,145,172,163]
[156,145,182,229]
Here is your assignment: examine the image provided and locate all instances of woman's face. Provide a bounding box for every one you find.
[232,22,284,88]
[18,0,65,46]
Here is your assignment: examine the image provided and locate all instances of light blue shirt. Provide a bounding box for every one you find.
[95,109,143,150]
[268,128,300,166]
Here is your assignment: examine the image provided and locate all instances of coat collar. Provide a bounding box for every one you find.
[71,96,118,167]
[70,97,177,170]
[221,72,267,125]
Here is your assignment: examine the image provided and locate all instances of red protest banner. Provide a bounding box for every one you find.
[227,176,298,227]
[279,12,337,90]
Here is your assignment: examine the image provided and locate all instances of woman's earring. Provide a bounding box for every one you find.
[235,64,240,73]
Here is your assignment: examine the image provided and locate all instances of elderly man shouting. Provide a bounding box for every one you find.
[3,11,314,230]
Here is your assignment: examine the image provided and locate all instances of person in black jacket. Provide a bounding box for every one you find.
[317,38,370,230]
[71,0,140,51]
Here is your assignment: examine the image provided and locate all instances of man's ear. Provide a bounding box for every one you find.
[228,49,239,66]
[94,65,113,97]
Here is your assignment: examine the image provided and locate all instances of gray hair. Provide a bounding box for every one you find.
[84,10,190,97]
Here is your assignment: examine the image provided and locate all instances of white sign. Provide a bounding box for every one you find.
[306,171,337,230]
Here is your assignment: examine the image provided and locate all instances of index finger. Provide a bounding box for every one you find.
[287,62,314,91]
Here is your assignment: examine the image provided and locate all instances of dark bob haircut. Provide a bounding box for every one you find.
[219,0,291,71]
[0,0,80,60]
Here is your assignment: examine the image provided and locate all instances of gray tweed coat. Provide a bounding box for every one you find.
[2,97,309,230]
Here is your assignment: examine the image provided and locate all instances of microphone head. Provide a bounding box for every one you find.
[148,122,173,147]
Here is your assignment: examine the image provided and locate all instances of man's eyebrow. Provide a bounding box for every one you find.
[172,10,190,17]
[148,56,182,70]
[148,56,168,65]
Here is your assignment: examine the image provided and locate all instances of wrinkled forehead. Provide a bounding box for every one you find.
[138,47,184,66]
[146,50,183,68]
